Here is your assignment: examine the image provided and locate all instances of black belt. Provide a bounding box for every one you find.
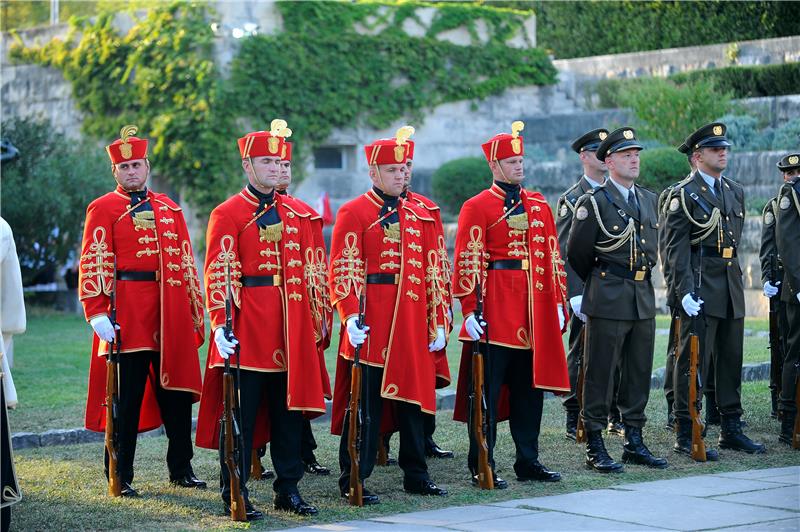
[597,261,651,281]
[488,259,529,271]
[366,273,399,285]
[692,245,737,259]
[116,270,158,282]
[241,274,282,287]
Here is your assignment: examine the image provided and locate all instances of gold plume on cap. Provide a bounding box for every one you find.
[511,121,524,138]
[119,125,138,143]
[395,125,415,145]
[270,119,292,138]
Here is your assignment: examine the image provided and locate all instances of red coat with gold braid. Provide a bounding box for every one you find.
[329,190,449,435]
[405,190,452,388]
[80,186,205,433]
[453,184,570,422]
[195,188,330,450]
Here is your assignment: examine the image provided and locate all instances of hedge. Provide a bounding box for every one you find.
[431,157,493,215]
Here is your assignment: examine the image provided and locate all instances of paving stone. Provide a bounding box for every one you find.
[11,432,40,449]
[75,429,104,444]
[711,517,800,531]
[370,505,536,526]
[447,510,665,531]
[39,428,78,447]
[283,520,451,531]
[763,473,800,485]
[613,475,791,497]
[712,486,800,511]
[712,467,799,481]
[493,489,796,530]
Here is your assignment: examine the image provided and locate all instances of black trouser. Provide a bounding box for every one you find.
[338,363,428,493]
[467,344,544,476]
[257,418,317,464]
[564,314,621,421]
[770,299,789,400]
[674,312,744,421]
[664,307,678,410]
[779,304,800,415]
[104,351,194,484]
[582,317,655,432]
[423,414,436,449]
[220,370,303,505]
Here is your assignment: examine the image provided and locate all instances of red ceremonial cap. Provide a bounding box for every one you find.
[481,121,525,162]
[238,119,291,159]
[282,141,292,162]
[106,125,148,164]
[365,126,415,166]
[406,139,415,160]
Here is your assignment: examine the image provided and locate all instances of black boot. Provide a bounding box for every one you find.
[719,415,766,454]
[673,418,718,461]
[778,412,795,446]
[770,390,780,420]
[585,430,623,473]
[622,426,668,469]
[705,394,720,426]
[565,411,578,441]
[664,401,675,431]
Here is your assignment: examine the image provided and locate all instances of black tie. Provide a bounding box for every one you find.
[714,179,725,210]
[627,189,640,218]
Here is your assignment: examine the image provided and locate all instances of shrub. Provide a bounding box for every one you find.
[639,147,691,194]
[771,118,800,151]
[671,63,800,99]
[720,114,772,151]
[431,157,492,215]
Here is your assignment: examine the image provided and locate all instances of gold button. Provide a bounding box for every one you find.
[600,272,606,278]
[701,186,707,191]
[727,261,732,266]
[656,223,659,228]
[641,239,646,244]
[613,225,619,230]
[640,224,644,230]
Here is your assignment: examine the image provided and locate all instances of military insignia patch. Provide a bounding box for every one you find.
[764,211,775,225]
[780,196,791,210]
[559,205,568,217]
[669,198,680,212]
[576,206,589,220]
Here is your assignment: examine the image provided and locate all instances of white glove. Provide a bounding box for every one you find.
[214,327,238,359]
[796,292,800,304]
[763,280,780,298]
[570,295,587,322]
[429,326,446,352]
[464,313,486,341]
[558,304,565,330]
[90,315,116,343]
[681,293,703,317]
[346,316,369,348]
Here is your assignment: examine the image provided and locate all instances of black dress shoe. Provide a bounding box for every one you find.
[304,460,330,476]
[274,492,318,515]
[170,473,207,489]
[516,461,562,482]
[586,431,624,473]
[622,426,668,469]
[120,482,139,497]
[260,468,275,480]
[223,502,264,521]
[404,479,448,496]
[425,443,454,459]
[340,486,380,505]
[471,472,508,489]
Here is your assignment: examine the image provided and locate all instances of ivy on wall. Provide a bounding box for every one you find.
[10,0,555,213]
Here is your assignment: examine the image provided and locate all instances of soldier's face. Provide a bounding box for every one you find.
[494,156,524,184]
[607,149,640,181]
[784,168,800,181]
[404,160,413,187]
[696,146,728,173]
[243,156,281,191]
[370,163,406,196]
[580,150,606,174]
[277,160,292,190]
[113,158,149,191]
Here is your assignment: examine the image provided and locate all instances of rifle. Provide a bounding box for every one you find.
[469,283,494,489]
[346,287,367,506]
[575,325,587,444]
[793,361,800,449]
[376,434,389,466]
[221,263,247,521]
[688,247,706,462]
[105,258,122,497]
[250,449,264,480]
[768,253,783,420]
[671,308,681,433]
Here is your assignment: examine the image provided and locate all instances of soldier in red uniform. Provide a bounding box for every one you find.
[195,121,329,519]
[330,127,450,504]
[452,121,570,487]
[80,126,206,497]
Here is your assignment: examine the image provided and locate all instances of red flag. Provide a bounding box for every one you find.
[319,191,334,226]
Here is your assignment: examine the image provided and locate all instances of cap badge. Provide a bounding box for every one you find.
[119,125,138,160]
[623,130,634,140]
[598,131,607,140]
[511,120,524,154]
[789,155,799,165]
[713,125,723,136]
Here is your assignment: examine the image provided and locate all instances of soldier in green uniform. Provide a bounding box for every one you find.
[664,122,765,458]
[557,128,623,440]
[568,127,668,473]
[773,153,800,445]
[759,154,795,421]
[659,142,694,431]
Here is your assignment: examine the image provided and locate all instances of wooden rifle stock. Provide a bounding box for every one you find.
[347,290,367,506]
[105,258,122,497]
[688,330,706,462]
[575,325,587,444]
[250,449,263,480]
[376,435,389,466]
[470,284,493,489]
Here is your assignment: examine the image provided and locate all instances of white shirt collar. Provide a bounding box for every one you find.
[608,177,634,199]
[583,175,605,189]
[697,169,720,193]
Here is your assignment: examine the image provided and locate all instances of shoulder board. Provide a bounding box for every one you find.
[152,195,182,211]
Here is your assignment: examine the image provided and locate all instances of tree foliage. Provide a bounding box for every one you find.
[431,157,493,215]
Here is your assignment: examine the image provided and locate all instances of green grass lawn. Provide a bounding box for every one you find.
[8,310,773,432]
